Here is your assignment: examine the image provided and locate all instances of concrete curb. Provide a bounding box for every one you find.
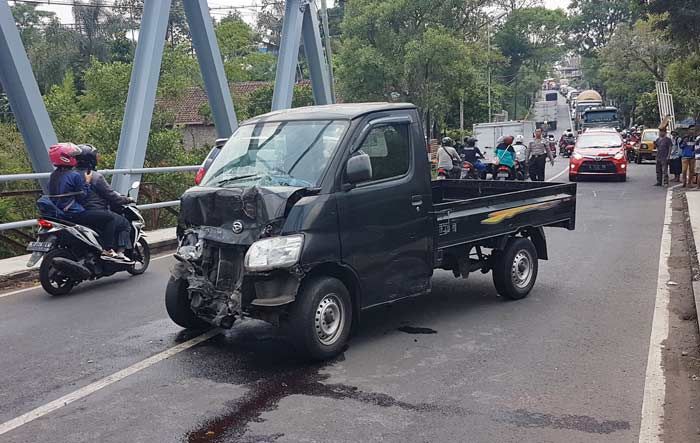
[683,191,700,335]
[0,229,177,289]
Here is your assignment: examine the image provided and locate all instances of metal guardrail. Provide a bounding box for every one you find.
[0,166,198,232]
[0,165,199,183]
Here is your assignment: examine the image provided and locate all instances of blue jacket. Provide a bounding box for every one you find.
[681,141,695,158]
[48,168,90,214]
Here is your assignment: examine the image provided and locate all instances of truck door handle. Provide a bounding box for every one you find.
[411,195,423,206]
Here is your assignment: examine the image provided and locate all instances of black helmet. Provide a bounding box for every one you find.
[464,136,477,147]
[76,144,98,170]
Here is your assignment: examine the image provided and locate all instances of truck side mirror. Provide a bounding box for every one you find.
[346,153,372,184]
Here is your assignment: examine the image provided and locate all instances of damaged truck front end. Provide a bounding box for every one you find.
[168,185,317,329]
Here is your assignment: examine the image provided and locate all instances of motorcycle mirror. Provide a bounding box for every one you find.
[128,181,140,199]
[131,181,140,189]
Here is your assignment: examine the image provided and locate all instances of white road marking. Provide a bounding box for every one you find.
[0,253,173,299]
[638,186,674,442]
[0,328,220,436]
[546,164,569,182]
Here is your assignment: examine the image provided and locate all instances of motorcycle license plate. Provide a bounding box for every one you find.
[26,241,53,252]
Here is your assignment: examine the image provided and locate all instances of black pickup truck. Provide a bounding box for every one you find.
[167,103,576,359]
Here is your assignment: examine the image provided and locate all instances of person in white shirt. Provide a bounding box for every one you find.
[437,137,461,178]
[512,135,528,178]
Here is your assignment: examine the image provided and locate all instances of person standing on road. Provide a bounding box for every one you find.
[669,135,682,183]
[654,127,672,186]
[680,136,695,187]
[526,128,555,181]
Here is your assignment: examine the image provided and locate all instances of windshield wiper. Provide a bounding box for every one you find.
[210,174,261,186]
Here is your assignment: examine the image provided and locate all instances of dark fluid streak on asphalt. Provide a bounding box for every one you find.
[183,321,629,442]
[397,326,438,334]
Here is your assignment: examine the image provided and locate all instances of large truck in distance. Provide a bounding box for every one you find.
[533,100,558,131]
[166,103,577,360]
[573,90,603,131]
[581,106,621,131]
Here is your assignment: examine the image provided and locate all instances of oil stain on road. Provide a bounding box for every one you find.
[182,321,629,442]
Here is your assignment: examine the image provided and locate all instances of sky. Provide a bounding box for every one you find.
[22,0,572,27]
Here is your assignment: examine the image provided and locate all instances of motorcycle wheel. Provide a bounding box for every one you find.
[127,238,151,276]
[39,249,77,296]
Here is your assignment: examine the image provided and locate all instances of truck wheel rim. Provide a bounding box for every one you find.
[315,294,344,346]
[511,250,533,289]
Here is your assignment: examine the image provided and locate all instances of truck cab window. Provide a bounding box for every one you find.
[359,124,410,182]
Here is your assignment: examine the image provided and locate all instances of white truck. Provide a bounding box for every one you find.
[473,121,537,152]
[533,100,558,131]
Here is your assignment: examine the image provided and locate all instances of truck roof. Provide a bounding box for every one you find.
[583,106,617,112]
[243,102,417,124]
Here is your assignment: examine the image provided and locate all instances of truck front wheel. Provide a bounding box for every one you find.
[165,277,209,330]
[492,237,538,300]
[286,276,353,361]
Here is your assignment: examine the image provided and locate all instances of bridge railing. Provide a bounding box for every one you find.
[0,165,199,232]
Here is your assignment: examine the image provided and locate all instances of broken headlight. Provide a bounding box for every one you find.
[244,234,303,271]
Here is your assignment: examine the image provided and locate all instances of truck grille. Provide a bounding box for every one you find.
[579,160,616,173]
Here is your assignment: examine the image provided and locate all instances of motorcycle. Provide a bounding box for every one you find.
[27,182,151,296]
[492,162,525,181]
[559,143,575,158]
[436,167,449,180]
[460,161,488,179]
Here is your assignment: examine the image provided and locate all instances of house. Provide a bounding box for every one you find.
[157,81,274,150]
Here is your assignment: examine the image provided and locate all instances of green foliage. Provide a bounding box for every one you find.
[244,84,315,119]
[336,0,491,129]
[568,0,638,55]
[667,54,700,121]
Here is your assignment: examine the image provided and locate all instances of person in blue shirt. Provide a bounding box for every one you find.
[680,135,696,187]
[47,143,131,263]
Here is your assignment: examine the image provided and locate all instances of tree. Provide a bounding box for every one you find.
[667,54,700,123]
[646,0,700,52]
[567,0,637,55]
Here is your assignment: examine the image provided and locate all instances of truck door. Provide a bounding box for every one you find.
[337,116,432,308]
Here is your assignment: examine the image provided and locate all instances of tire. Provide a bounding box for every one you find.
[165,277,209,330]
[492,237,539,300]
[569,174,577,182]
[127,238,150,276]
[286,276,353,361]
[619,174,627,182]
[39,248,77,296]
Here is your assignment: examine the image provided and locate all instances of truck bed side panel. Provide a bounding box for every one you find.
[431,180,576,249]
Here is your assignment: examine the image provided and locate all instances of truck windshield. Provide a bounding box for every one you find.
[642,131,659,142]
[202,120,348,188]
[584,111,617,123]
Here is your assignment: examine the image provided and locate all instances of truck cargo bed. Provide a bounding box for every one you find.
[431,180,576,250]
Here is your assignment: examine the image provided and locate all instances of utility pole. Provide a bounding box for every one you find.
[487,21,492,123]
[320,0,336,103]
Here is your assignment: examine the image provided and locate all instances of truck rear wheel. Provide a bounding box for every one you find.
[492,237,538,300]
[165,277,209,330]
[286,276,352,361]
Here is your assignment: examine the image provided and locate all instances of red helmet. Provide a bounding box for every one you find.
[49,143,81,167]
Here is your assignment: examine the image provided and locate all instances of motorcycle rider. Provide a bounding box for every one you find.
[75,145,134,263]
[512,135,528,179]
[437,137,462,179]
[461,136,485,165]
[492,135,517,180]
[46,143,130,263]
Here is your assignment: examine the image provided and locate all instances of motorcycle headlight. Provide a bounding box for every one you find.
[572,152,583,160]
[245,234,303,271]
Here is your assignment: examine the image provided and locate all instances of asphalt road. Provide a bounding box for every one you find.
[0,158,671,443]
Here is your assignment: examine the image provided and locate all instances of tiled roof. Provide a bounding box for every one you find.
[157,80,311,125]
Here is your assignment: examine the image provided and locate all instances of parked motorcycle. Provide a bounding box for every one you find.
[27,182,150,296]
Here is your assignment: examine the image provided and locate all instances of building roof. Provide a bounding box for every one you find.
[157,81,310,126]
[244,102,417,124]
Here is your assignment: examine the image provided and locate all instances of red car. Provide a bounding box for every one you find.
[569,129,627,182]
